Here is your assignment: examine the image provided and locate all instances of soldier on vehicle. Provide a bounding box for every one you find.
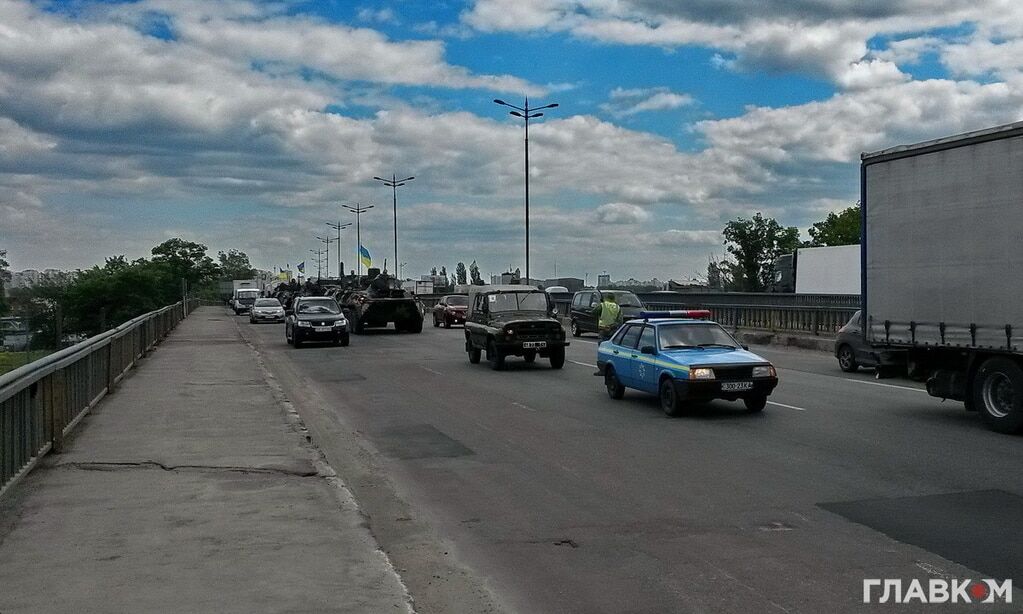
[594,293,623,340]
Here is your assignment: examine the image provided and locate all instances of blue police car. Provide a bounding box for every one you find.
[596,311,779,416]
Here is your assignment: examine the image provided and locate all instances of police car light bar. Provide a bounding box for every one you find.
[639,310,712,319]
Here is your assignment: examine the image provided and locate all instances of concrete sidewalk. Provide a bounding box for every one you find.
[0,308,411,614]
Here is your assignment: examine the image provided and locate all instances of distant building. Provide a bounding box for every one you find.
[597,274,611,287]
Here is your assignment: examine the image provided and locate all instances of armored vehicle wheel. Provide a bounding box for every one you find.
[468,347,481,364]
[524,351,536,363]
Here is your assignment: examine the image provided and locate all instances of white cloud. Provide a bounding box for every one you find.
[357,8,397,24]
[600,87,695,118]
[594,203,651,223]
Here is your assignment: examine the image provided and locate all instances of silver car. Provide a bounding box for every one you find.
[834,310,878,372]
[249,298,286,323]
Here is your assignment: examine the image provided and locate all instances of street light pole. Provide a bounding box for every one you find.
[315,235,337,278]
[309,249,322,280]
[494,97,559,286]
[373,174,415,275]
[326,220,352,277]
[343,204,374,276]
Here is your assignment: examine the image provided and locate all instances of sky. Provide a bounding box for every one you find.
[2,0,1023,282]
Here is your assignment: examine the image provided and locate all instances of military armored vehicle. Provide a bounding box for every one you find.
[336,270,424,334]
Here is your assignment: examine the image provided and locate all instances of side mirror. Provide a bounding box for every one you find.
[641,345,657,355]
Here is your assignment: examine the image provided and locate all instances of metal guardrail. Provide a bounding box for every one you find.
[0,298,199,498]
[416,291,857,337]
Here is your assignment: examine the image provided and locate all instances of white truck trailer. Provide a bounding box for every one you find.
[862,121,1023,433]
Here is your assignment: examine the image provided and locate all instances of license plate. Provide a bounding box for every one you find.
[721,381,753,392]
[314,326,332,332]
[522,341,547,349]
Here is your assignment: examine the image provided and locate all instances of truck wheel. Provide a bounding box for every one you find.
[605,368,625,400]
[659,378,686,417]
[837,345,858,372]
[744,394,768,413]
[468,347,481,364]
[974,357,1023,433]
[488,340,505,371]
[549,347,565,369]
[571,320,581,337]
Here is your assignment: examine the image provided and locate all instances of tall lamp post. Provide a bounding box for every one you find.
[309,249,323,280]
[315,235,337,278]
[326,220,352,277]
[343,203,374,276]
[373,174,415,274]
[493,96,559,286]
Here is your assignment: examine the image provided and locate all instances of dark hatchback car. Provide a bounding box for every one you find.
[285,296,350,348]
[432,294,468,328]
[834,310,878,372]
[569,289,645,337]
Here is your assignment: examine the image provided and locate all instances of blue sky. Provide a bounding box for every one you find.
[2,0,1022,281]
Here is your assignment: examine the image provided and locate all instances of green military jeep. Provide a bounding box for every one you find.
[464,286,569,370]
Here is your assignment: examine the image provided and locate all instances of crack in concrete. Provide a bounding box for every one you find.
[55,460,318,478]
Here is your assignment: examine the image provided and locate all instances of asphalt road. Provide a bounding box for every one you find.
[237,313,1022,614]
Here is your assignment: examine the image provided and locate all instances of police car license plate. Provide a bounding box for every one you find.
[721,381,753,392]
[314,326,332,332]
[522,341,547,349]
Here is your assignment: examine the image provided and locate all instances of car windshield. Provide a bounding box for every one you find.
[254,299,280,307]
[446,296,468,306]
[658,323,738,349]
[297,299,340,314]
[488,292,548,312]
[604,292,643,307]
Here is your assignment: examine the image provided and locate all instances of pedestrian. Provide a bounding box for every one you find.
[594,293,622,341]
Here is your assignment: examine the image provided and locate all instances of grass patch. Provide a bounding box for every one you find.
[0,350,53,375]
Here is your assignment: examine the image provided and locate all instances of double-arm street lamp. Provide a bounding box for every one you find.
[309,249,324,280]
[326,221,352,277]
[493,96,559,286]
[342,203,374,276]
[373,174,415,275]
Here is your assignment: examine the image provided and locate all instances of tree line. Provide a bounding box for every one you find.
[709,203,860,292]
[1,239,257,346]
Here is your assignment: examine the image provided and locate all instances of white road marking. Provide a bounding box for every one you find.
[418,365,444,376]
[767,401,806,411]
[511,402,537,412]
[569,360,597,368]
[844,378,925,393]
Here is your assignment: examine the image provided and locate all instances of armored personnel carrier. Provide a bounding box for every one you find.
[336,270,424,334]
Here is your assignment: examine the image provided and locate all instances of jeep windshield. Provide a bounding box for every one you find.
[488,292,548,313]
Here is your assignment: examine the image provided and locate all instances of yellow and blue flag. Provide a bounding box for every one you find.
[296,261,305,274]
[359,245,372,268]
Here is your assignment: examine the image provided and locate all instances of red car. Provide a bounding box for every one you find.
[432,295,468,328]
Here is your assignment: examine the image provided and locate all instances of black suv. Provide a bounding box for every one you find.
[464,286,568,370]
[568,289,644,337]
[285,296,350,348]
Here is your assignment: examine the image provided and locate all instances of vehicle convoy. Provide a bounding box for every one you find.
[569,289,644,337]
[249,298,285,324]
[432,294,468,328]
[596,311,778,416]
[231,288,260,315]
[861,121,1023,433]
[285,296,349,348]
[336,271,424,334]
[465,285,569,370]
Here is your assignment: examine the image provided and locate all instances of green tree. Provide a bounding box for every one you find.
[0,248,10,315]
[469,260,484,285]
[808,203,861,246]
[455,262,467,285]
[217,249,255,279]
[722,213,801,292]
[151,238,217,289]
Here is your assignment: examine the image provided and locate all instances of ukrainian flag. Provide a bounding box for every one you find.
[296,261,305,273]
[359,245,372,269]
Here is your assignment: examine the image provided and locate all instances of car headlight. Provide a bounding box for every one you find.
[333,319,347,328]
[505,328,515,336]
[753,365,777,378]
[691,367,715,380]
[297,321,312,327]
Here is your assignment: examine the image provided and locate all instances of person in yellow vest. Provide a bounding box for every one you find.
[594,293,623,340]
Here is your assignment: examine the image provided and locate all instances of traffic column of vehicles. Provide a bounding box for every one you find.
[861,121,1023,433]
